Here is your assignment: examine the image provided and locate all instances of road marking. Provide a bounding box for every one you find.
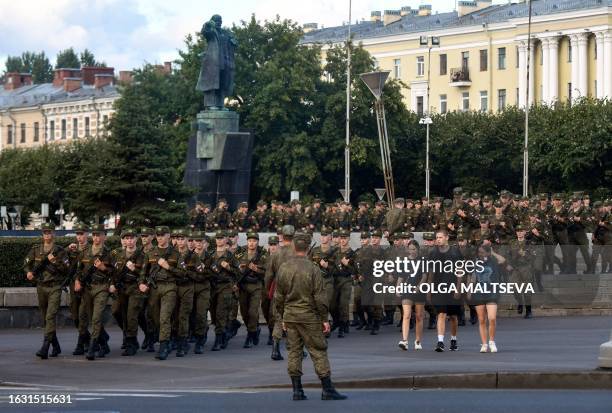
[73,393,180,398]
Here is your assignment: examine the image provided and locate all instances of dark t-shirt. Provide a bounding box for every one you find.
[428,245,463,304]
[471,255,502,303]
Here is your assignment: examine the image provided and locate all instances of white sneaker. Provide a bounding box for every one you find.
[489,341,498,353]
[414,340,423,350]
[480,343,488,353]
[398,340,408,351]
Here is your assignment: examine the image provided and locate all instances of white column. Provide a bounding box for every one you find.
[595,31,605,98]
[541,38,550,103]
[548,36,559,103]
[577,33,589,97]
[570,35,580,100]
[604,31,612,99]
[517,41,527,107]
[528,40,535,105]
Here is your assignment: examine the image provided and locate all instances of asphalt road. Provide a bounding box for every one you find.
[0,388,611,413]
[1,316,610,391]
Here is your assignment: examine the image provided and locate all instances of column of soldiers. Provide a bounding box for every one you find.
[24,191,611,360]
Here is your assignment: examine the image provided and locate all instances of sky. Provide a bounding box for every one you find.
[0,0,509,73]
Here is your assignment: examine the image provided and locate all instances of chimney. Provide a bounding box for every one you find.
[3,73,32,90]
[418,4,432,16]
[371,11,381,23]
[63,77,82,92]
[303,22,318,33]
[163,61,172,74]
[400,6,412,17]
[383,10,401,26]
[94,74,114,89]
[81,66,115,85]
[119,70,134,84]
[458,0,492,17]
[53,68,81,87]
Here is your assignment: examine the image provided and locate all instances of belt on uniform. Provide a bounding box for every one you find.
[155,280,175,284]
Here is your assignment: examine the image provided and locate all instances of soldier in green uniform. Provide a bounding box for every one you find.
[309,228,337,332]
[138,226,181,360]
[66,223,91,356]
[370,201,386,230]
[237,232,268,348]
[265,225,296,360]
[305,199,323,231]
[232,202,251,232]
[110,228,147,356]
[209,199,232,230]
[352,202,370,232]
[507,225,536,318]
[139,227,157,352]
[330,229,356,337]
[261,235,279,345]
[567,196,594,274]
[382,198,405,237]
[74,224,115,361]
[350,232,369,328]
[225,229,243,337]
[190,231,212,353]
[274,232,347,401]
[208,231,240,351]
[549,194,570,273]
[250,200,270,232]
[592,202,611,273]
[25,223,69,359]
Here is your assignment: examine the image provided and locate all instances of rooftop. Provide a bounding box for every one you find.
[0,82,119,110]
[301,0,611,45]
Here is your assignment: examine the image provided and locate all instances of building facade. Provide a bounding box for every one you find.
[0,67,120,152]
[302,0,612,115]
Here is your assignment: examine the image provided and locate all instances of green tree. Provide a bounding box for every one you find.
[4,56,24,73]
[80,48,105,67]
[21,51,53,83]
[55,47,80,69]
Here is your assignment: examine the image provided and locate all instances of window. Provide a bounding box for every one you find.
[34,122,39,142]
[480,91,488,112]
[480,49,488,71]
[49,120,55,141]
[440,94,447,114]
[20,123,26,143]
[498,89,507,111]
[103,115,108,125]
[439,54,447,75]
[61,119,67,139]
[498,47,506,70]
[73,118,78,139]
[516,88,520,105]
[568,82,572,101]
[393,59,401,79]
[373,58,379,69]
[416,96,424,116]
[594,41,597,59]
[85,117,90,136]
[462,51,469,69]
[568,43,572,62]
[416,56,425,76]
[462,92,470,111]
[540,46,543,65]
[7,125,13,145]
[516,46,520,68]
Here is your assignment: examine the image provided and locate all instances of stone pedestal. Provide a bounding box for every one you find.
[184,109,254,209]
[599,331,612,369]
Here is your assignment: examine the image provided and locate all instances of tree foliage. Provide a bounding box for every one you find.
[3,51,53,83]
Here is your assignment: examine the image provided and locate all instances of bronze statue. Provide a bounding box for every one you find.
[196,15,237,110]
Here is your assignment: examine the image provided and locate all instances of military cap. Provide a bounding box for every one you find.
[41,222,55,231]
[228,229,238,238]
[462,192,470,199]
[515,224,527,231]
[320,228,331,236]
[423,232,435,241]
[358,201,368,207]
[421,196,429,202]
[239,201,248,208]
[91,224,106,234]
[214,230,226,239]
[313,198,322,203]
[482,195,493,202]
[332,230,339,237]
[538,193,549,200]
[360,231,370,239]
[456,232,466,241]
[433,196,443,203]
[405,231,414,239]
[605,199,612,207]
[338,229,350,238]
[218,198,227,204]
[592,201,602,208]
[203,203,211,209]
[375,201,384,206]
[500,190,510,196]
[281,225,295,238]
[191,230,205,240]
[140,227,154,236]
[453,187,463,194]
[371,229,383,238]
[257,200,266,206]
[276,228,283,235]
[520,196,529,201]
[583,194,590,200]
[174,228,189,237]
[394,197,405,204]
[246,231,259,240]
[471,192,481,199]
[155,226,170,235]
[479,214,490,222]
[443,199,453,207]
[293,232,311,249]
[571,196,580,202]
[268,235,279,245]
[552,193,563,200]
[290,199,299,206]
[120,227,137,238]
[493,200,503,208]
[170,228,181,237]
[73,222,89,232]
[406,198,413,204]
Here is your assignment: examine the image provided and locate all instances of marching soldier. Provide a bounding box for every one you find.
[567,196,594,274]
[352,202,370,232]
[309,228,336,331]
[74,224,115,361]
[330,229,356,337]
[191,231,213,353]
[209,199,232,230]
[24,223,69,359]
[261,235,280,344]
[382,198,405,237]
[548,193,570,273]
[139,227,157,352]
[232,202,251,232]
[66,222,91,356]
[351,232,369,329]
[250,200,270,232]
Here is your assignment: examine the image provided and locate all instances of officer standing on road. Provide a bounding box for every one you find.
[24,223,69,359]
[275,232,347,401]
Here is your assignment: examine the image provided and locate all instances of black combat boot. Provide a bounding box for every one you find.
[320,376,347,400]
[370,319,380,335]
[350,312,359,327]
[291,376,307,401]
[252,327,261,346]
[72,334,86,356]
[156,340,169,360]
[86,337,97,361]
[383,311,394,325]
[517,304,524,315]
[141,333,151,350]
[267,327,274,345]
[83,331,91,352]
[355,312,366,330]
[364,318,372,331]
[36,336,51,360]
[427,314,437,330]
[121,333,127,349]
[50,333,61,357]
[271,339,284,360]
[122,337,138,356]
[176,338,186,357]
[524,305,533,319]
[100,329,110,356]
[220,330,230,349]
[194,335,205,354]
[147,332,157,353]
[337,322,345,338]
[243,332,253,348]
[230,319,241,338]
[211,334,223,351]
[169,337,177,353]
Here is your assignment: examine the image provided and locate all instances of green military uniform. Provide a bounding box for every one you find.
[382,199,405,236]
[548,194,570,272]
[566,199,593,273]
[261,235,279,344]
[140,226,181,360]
[308,231,336,322]
[330,230,356,337]
[139,227,157,352]
[191,231,212,353]
[24,223,69,359]
[66,223,91,355]
[232,202,251,231]
[508,226,536,318]
[592,203,611,273]
[237,232,268,348]
[110,228,147,356]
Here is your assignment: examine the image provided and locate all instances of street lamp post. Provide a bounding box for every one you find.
[419,36,439,201]
[419,116,433,200]
[344,0,352,203]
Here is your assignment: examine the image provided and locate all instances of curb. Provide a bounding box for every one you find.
[245,371,612,390]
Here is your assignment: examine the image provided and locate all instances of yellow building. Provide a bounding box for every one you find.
[302,0,612,114]
[0,67,120,152]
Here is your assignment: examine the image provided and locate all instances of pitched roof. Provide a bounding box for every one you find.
[0,83,119,110]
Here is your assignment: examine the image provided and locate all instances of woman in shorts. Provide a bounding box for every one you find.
[397,240,427,351]
[467,243,505,353]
